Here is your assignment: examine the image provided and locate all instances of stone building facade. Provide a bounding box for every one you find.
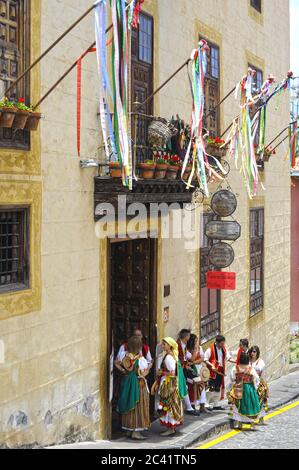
[0,0,290,447]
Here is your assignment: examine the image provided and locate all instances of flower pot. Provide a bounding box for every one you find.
[206,144,228,159]
[0,107,16,128]
[155,163,168,179]
[166,166,179,180]
[12,110,30,130]
[139,163,156,179]
[24,112,42,131]
[109,162,122,178]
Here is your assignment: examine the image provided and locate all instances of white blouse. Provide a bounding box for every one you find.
[251,358,265,377]
[164,354,176,373]
[138,356,149,373]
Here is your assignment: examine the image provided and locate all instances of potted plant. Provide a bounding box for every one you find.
[205,136,228,159]
[166,155,180,180]
[109,161,122,178]
[13,98,31,130]
[139,159,156,179]
[24,106,42,131]
[0,98,17,128]
[155,156,169,179]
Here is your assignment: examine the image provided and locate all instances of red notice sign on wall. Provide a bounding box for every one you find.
[207,271,236,290]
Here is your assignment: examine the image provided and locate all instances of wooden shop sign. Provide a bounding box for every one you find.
[207,271,236,290]
[205,220,241,241]
[209,242,235,268]
[211,189,238,217]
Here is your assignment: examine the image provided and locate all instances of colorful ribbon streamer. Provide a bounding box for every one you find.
[95,0,117,165]
[290,121,298,169]
[111,0,132,188]
[182,40,210,195]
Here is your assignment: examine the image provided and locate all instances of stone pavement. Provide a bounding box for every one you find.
[48,369,299,450]
[198,401,299,449]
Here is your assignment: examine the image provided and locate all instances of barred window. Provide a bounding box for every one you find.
[0,207,29,293]
[250,208,264,316]
[200,212,221,344]
[250,0,262,13]
[0,0,31,150]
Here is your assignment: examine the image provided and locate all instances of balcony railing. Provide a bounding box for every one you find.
[94,111,229,220]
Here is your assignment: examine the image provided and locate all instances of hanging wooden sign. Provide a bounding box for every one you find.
[209,242,235,268]
[207,271,236,290]
[205,220,241,241]
[211,190,237,217]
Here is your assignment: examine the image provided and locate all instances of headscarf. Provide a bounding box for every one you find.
[162,337,179,363]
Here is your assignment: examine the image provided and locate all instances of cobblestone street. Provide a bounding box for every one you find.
[195,400,299,449]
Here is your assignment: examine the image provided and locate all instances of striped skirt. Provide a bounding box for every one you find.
[121,378,150,432]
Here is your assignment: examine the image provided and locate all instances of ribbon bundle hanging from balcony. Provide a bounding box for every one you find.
[94,0,117,162]
[251,75,276,161]
[182,40,210,196]
[289,121,298,169]
[240,68,259,198]
[110,0,133,189]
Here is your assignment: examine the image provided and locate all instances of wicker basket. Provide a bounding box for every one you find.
[148,117,178,147]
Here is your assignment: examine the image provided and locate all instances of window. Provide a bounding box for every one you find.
[250,208,264,316]
[200,212,221,344]
[0,207,29,293]
[201,38,220,137]
[139,14,153,64]
[250,0,262,13]
[0,0,30,150]
[248,64,263,95]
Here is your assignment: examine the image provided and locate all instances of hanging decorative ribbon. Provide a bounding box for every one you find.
[111,0,132,188]
[128,0,144,29]
[76,38,113,158]
[250,75,276,161]
[240,68,259,198]
[182,40,210,195]
[95,0,117,165]
[289,121,298,169]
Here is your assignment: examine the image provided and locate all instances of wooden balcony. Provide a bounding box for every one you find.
[94,112,199,220]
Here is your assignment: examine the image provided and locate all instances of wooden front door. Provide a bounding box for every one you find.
[108,238,157,437]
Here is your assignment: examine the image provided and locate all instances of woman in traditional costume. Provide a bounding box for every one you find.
[186,334,209,413]
[249,345,269,424]
[227,352,262,430]
[117,336,150,440]
[177,329,200,416]
[157,337,184,436]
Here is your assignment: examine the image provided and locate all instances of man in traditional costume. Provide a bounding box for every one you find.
[116,328,153,367]
[230,339,249,365]
[177,329,201,416]
[204,335,231,410]
[227,352,263,430]
[249,345,269,424]
[156,337,184,436]
[117,336,151,440]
